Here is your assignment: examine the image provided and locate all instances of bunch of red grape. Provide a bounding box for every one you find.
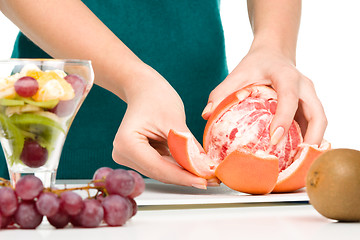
[0,167,145,229]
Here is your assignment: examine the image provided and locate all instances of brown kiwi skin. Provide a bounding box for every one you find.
[306,148,360,222]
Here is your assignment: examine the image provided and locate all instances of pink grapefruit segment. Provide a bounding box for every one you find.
[215,150,279,194]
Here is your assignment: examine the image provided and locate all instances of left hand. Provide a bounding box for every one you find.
[201,45,327,146]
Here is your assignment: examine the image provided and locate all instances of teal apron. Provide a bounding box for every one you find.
[1,0,228,179]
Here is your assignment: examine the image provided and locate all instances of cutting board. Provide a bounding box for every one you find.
[136,179,309,206]
[56,179,309,207]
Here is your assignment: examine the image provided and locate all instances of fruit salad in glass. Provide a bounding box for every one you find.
[0,59,94,187]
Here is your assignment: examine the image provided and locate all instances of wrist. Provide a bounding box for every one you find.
[112,62,168,104]
[92,51,164,103]
[250,33,297,65]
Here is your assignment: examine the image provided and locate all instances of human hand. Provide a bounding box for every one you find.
[111,66,215,189]
[201,46,327,146]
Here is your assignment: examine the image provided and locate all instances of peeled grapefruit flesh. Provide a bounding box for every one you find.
[168,85,330,194]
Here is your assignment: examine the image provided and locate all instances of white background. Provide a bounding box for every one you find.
[0,1,359,150]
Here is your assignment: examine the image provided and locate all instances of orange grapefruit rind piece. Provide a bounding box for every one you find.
[168,129,217,179]
[215,150,279,194]
[168,127,330,194]
[272,140,331,193]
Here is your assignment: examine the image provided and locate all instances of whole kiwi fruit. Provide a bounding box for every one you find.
[306,148,360,222]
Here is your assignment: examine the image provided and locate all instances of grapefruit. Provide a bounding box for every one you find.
[168,85,330,194]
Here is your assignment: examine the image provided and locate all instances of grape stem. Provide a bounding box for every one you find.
[0,177,11,187]
[0,178,108,198]
[49,180,108,197]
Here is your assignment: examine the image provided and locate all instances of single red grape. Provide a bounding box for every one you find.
[64,74,85,97]
[102,195,132,226]
[20,139,48,168]
[14,201,43,229]
[0,212,11,229]
[15,175,44,201]
[93,167,113,187]
[49,99,75,117]
[47,209,70,229]
[76,199,104,228]
[60,191,84,216]
[14,76,39,97]
[105,169,135,197]
[128,197,138,217]
[127,170,145,198]
[69,214,82,227]
[0,187,18,216]
[36,192,60,217]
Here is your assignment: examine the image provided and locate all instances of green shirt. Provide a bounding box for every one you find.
[1,0,228,179]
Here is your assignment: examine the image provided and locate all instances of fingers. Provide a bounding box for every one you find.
[269,72,300,145]
[271,74,327,146]
[207,177,221,187]
[202,66,273,120]
[302,103,327,145]
[113,124,208,189]
[113,140,208,189]
[202,72,250,120]
[299,77,328,145]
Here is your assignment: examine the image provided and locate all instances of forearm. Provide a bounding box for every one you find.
[247,0,301,63]
[0,0,151,102]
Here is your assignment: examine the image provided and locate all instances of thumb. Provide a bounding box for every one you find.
[165,116,191,138]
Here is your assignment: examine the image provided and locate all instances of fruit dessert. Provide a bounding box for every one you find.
[0,64,86,171]
[168,85,330,194]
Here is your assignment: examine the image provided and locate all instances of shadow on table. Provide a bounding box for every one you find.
[144,181,241,196]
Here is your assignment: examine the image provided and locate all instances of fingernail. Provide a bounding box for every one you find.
[207,177,221,187]
[201,102,213,118]
[235,89,251,101]
[271,127,284,145]
[192,183,207,190]
[207,182,221,187]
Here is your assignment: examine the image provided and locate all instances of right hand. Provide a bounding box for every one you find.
[111,66,210,189]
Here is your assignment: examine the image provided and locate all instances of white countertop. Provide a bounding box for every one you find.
[1,179,359,240]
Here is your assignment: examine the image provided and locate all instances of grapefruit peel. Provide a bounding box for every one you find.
[167,130,217,179]
[272,141,331,193]
[215,150,279,194]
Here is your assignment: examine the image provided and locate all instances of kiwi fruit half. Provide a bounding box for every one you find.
[306,148,360,222]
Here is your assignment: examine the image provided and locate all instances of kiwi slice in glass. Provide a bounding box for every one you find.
[0,99,25,107]
[18,97,59,109]
[9,113,64,133]
[0,113,25,165]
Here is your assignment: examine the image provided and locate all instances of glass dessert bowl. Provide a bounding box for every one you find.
[0,59,94,187]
